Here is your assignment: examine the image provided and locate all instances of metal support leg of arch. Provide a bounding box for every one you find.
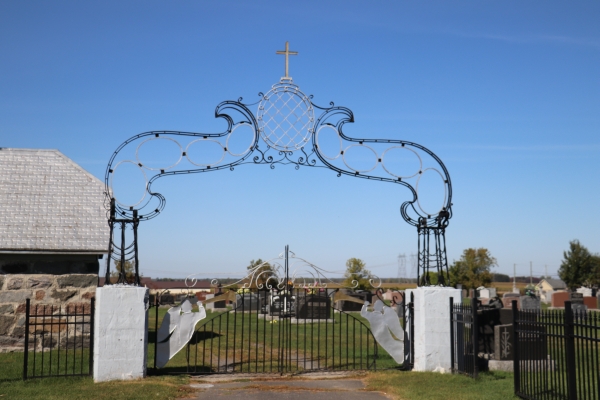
[417,225,449,287]
[104,198,141,286]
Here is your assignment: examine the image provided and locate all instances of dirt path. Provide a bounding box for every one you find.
[186,374,392,399]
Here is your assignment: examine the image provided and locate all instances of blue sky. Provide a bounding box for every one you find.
[1,1,598,280]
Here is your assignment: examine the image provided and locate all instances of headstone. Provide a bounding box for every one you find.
[494,324,547,361]
[204,294,215,311]
[235,293,261,312]
[213,288,226,309]
[340,290,372,312]
[477,308,501,354]
[296,294,331,319]
[479,288,491,299]
[520,296,540,311]
[494,324,514,361]
[570,292,584,304]
[270,294,295,316]
[569,292,587,314]
[502,292,520,309]
[576,287,592,297]
[488,288,497,298]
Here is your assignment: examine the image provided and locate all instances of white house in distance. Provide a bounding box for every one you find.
[0,148,108,351]
[535,278,567,303]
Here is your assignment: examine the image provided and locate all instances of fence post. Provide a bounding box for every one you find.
[564,301,577,400]
[512,300,520,396]
[449,297,454,373]
[410,291,415,368]
[471,297,479,378]
[154,296,159,371]
[89,297,95,376]
[23,298,30,380]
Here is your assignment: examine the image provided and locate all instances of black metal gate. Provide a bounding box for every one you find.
[149,246,415,375]
[23,298,94,380]
[450,297,479,378]
[153,289,380,374]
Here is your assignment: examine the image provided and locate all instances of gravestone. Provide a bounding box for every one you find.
[494,324,514,361]
[213,287,226,309]
[502,292,520,309]
[340,290,372,312]
[270,294,295,316]
[235,293,261,312]
[494,324,547,361]
[569,292,587,314]
[296,294,331,319]
[204,294,214,311]
[520,295,541,311]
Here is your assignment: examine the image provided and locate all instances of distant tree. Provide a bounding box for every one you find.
[449,248,496,290]
[111,260,136,283]
[558,240,596,290]
[591,255,600,287]
[343,258,372,290]
[247,259,276,288]
[492,273,511,282]
[423,271,449,286]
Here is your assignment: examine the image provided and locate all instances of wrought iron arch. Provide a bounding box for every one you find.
[104,79,453,287]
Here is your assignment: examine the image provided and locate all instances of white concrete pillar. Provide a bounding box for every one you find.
[93,286,149,382]
[406,287,461,372]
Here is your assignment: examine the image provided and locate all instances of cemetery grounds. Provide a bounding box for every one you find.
[0,306,517,399]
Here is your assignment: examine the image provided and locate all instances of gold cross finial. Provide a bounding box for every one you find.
[276,41,298,79]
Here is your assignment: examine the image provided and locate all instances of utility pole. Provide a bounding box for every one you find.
[513,263,518,293]
[530,261,533,286]
[545,264,548,280]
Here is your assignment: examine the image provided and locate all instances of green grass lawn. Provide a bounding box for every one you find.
[0,351,193,400]
[364,370,518,400]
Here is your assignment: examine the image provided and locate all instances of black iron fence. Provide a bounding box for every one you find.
[23,298,94,380]
[149,288,413,375]
[450,297,479,378]
[513,301,599,400]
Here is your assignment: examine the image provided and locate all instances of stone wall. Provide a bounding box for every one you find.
[0,273,97,352]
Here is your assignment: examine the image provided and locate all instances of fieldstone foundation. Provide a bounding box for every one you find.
[0,273,97,352]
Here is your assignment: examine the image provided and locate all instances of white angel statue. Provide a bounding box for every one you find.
[360,299,405,364]
[155,297,206,368]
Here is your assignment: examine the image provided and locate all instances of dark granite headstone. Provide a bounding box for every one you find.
[569,292,587,314]
[520,296,541,311]
[477,308,501,354]
[214,287,226,309]
[235,293,261,311]
[494,324,547,360]
[569,292,583,304]
[340,290,372,312]
[270,294,295,316]
[495,324,514,361]
[296,294,331,319]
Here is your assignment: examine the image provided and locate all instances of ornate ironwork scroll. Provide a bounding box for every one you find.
[103,42,453,287]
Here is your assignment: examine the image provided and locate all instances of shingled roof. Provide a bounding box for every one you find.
[0,148,108,253]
